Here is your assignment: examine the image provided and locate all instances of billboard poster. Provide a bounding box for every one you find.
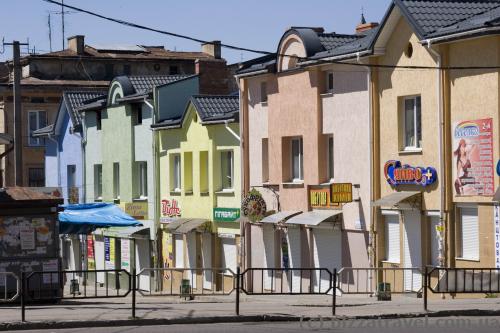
[453,118,494,196]
[104,237,115,270]
[87,235,95,270]
[121,239,130,272]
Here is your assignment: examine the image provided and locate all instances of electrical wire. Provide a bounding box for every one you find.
[41,0,500,71]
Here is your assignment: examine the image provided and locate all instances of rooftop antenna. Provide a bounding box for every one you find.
[361,6,367,24]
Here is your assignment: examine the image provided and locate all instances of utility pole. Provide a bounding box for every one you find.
[48,13,53,52]
[61,0,65,50]
[3,40,29,186]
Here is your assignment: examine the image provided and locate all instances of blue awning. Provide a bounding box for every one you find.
[59,203,143,234]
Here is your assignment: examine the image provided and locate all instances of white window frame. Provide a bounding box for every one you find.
[173,154,181,192]
[291,137,303,183]
[137,161,148,199]
[94,164,103,201]
[327,135,334,183]
[28,110,47,146]
[221,150,234,191]
[402,96,422,151]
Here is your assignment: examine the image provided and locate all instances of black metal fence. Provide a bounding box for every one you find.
[5,266,500,322]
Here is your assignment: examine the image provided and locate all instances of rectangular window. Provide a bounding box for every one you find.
[184,152,193,193]
[94,164,103,200]
[260,81,268,103]
[169,66,179,75]
[96,112,102,131]
[385,214,400,263]
[262,138,269,183]
[67,164,76,199]
[325,72,334,93]
[137,161,148,198]
[291,138,303,182]
[113,162,120,200]
[133,105,143,125]
[458,207,479,261]
[327,135,334,182]
[221,150,234,190]
[402,96,422,150]
[200,151,209,194]
[28,167,45,187]
[28,110,47,146]
[172,154,181,192]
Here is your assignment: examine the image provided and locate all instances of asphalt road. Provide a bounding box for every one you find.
[7,317,500,333]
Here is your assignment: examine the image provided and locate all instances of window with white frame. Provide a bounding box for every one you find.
[28,111,47,146]
[94,164,102,201]
[113,162,120,200]
[172,154,181,192]
[221,150,234,190]
[402,96,422,150]
[291,137,303,182]
[137,161,148,199]
[385,214,400,263]
[327,135,334,182]
[457,207,479,261]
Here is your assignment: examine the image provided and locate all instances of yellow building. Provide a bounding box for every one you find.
[154,95,241,292]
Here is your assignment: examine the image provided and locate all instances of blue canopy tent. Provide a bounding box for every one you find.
[59,203,143,234]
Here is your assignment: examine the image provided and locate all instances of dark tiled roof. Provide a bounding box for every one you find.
[128,75,195,95]
[236,54,277,75]
[398,0,500,38]
[191,95,239,123]
[317,33,364,50]
[310,27,380,59]
[64,91,107,126]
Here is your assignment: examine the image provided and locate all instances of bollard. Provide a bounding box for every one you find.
[20,271,25,322]
[131,269,136,319]
[332,269,337,316]
[423,267,428,312]
[235,267,240,316]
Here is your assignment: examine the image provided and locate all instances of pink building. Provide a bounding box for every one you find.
[237,23,377,291]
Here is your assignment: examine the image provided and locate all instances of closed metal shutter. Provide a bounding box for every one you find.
[430,216,440,266]
[174,234,184,268]
[461,207,479,260]
[286,227,302,293]
[313,228,341,293]
[202,233,212,290]
[187,233,197,289]
[403,211,422,292]
[385,215,400,263]
[221,238,237,274]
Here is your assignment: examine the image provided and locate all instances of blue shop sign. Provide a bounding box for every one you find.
[384,160,437,187]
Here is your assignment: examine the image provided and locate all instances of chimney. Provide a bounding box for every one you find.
[202,40,221,59]
[68,35,85,55]
[356,13,379,34]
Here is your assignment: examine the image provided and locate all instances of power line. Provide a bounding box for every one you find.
[41,0,500,71]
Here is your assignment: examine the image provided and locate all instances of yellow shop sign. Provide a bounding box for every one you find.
[124,202,148,220]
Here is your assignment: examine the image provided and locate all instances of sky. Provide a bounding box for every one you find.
[0,0,391,64]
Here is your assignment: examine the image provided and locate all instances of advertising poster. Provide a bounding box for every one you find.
[87,235,95,270]
[19,226,35,250]
[495,205,500,269]
[453,118,494,196]
[42,259,59,284]
[104,237,115,270]
[121,239,130,271]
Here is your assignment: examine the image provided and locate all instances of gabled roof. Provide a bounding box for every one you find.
[396,0,500,39]
[153,95,239,129]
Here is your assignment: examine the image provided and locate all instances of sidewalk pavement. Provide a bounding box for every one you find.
[1,294,500,331]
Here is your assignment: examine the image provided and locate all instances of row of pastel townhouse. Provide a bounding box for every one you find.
[34,0,500,294]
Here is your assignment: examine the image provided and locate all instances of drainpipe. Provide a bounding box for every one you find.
[425,40,446,269]
[235,76,246,272]
[224,120,240,142]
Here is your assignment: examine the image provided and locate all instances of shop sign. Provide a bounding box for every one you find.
[309,186,341,209]
[125,202,148,220]
[495,205,500,269]
[242,189,267,222]
[384,160,437,187]
[214,208,240,222]
[496,160,500,177]
[161,199,181,217]
[330,183,353,204]
[218,233,236,239]
[453,118,494,196]
[121,239,130,272]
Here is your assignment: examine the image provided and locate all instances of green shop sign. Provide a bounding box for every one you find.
[213,208,240,222]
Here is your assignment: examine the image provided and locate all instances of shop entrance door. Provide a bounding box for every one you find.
[262,224,275,291]
[286,227,302,292]
[403,210,422,292]
[201,233,212,290]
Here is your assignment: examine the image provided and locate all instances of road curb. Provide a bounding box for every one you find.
[2,309,500,331]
